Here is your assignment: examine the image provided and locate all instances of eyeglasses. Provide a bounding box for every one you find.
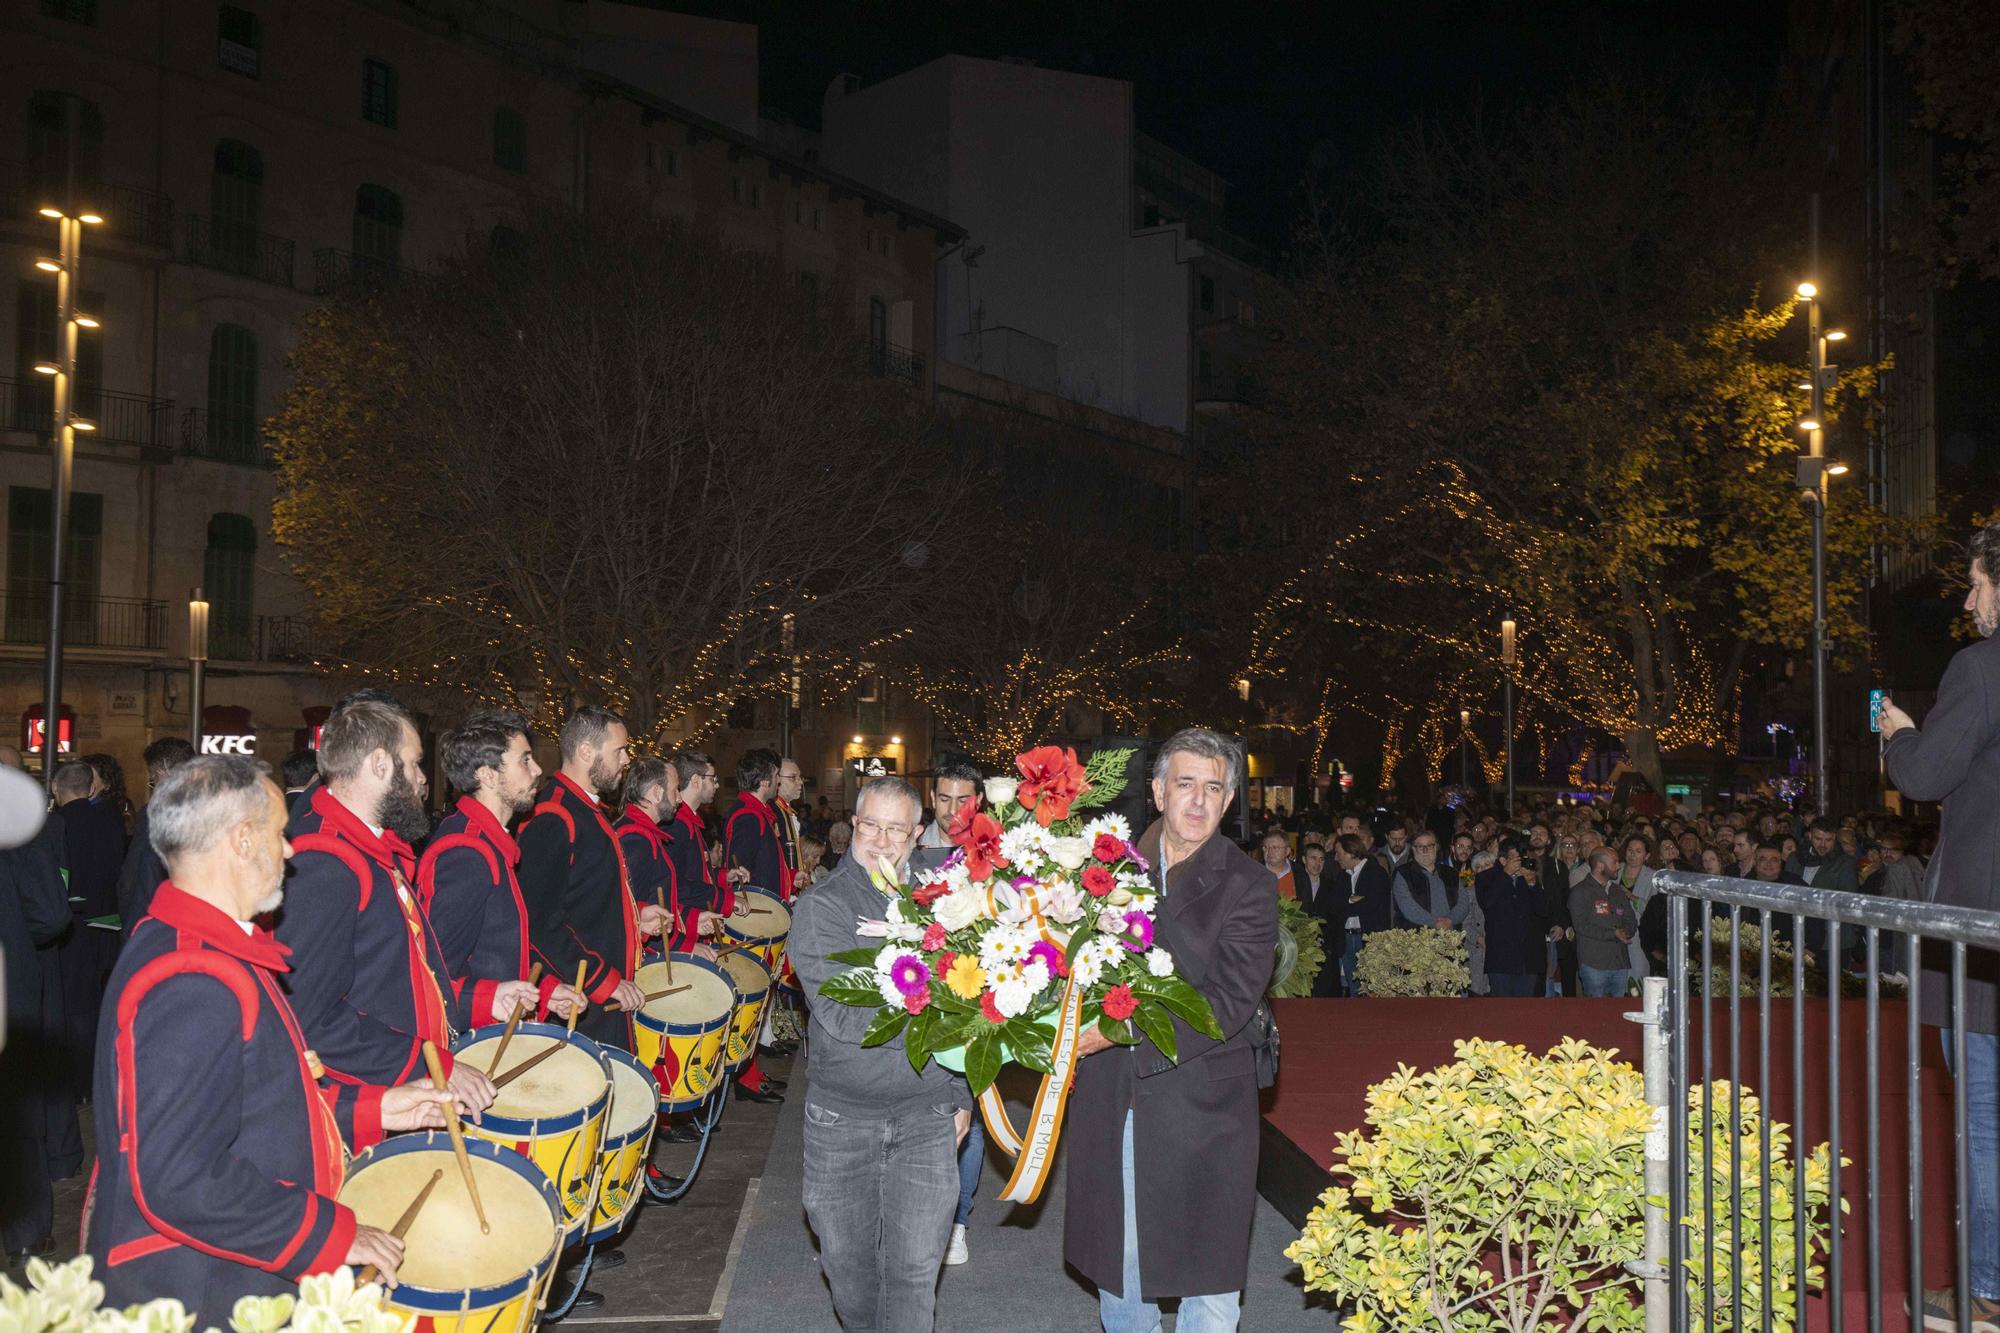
[854,815,915,840]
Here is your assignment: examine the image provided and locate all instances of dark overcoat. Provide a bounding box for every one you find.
[1885,630,2000,1032]
[1063,819,1277,1300]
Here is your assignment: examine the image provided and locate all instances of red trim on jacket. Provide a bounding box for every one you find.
[674,803,733,915]
[552,772,638,1002]
[728,791,794,900]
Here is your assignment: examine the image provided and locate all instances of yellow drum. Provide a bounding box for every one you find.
[340,1132,561,1333]
[632,954,732,1112]
[723,888,790,976]
[586,1046,658,1246]
[452,1022,610,1245]
[718,950,771,1075]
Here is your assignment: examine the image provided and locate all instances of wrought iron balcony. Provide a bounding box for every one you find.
[0,159,174,248]
[185,213,294,288]
[178,406,270,467]
[0,376,175,454]
[253,615,339,664]
[0,592,168,651]
[868,340,924,386]
[313,247,402,296]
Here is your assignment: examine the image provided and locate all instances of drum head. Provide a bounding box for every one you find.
[340,1140,555,1292]
[606,1050,656,1138]
[720,951,770,1001]
[456,1034,607,1123]
[728,890,790,943]
[636,959,733,1026]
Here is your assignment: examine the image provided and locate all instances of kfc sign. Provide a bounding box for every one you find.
[200,706,256,757]
[200,734,257,755]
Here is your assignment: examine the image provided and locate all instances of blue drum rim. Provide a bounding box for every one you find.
[346,1132,560,1310]
[596,1047,659,1153]
[452,1022,613,1135]
[633,954,734,1038]
[721,889,788,945]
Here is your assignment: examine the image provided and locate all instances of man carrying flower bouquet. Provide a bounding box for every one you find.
[793,776,972,1333]
[1065,728,1277,1333]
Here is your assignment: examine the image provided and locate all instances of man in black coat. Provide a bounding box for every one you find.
[1065,729,1277,1328]
[1475,837,1549,996]
[1328,833,1393,997]
[1880,520,2000,1326]
[54,761,123,1096]
[0,777,67,1263]
[115,737,195,937]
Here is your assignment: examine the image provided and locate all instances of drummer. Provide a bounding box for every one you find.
[88,756,461,1323]
[615,756,723,959]
[418,709,587,1026]
[518,706,669,1052]
[725,749,797,1078]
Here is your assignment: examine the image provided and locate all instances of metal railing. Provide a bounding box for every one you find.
[0,375,175,452]
[185,212,294,287]
[312,247,402,296]
[0,160,175,249]
[0,592,168,650]
[868,340,924,386]
[1651,867,2000,1331]
[178,406,269,466]
[252,615,338,664]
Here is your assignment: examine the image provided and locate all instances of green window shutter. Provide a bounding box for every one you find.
[207,324,259,462]
[203,513,256,659]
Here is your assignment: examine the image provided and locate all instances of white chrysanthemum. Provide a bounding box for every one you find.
[1020,959,1052,995]
[977,924,1035,973]
[932,887,984,931]
[1000,823,1049,871]
[1072,947,1106,987]
[940,860,973,895]
[1147,948,1175,978]
[992,974,1035,1018]
[1082,813,1132,845]
[1115,869,1153,890]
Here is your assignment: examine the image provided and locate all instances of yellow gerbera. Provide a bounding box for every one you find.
[944,954,987,1000]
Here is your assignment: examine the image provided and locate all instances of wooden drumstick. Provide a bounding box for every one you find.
[491,1036,566,1090]
[658,884,674,985]
[356,1168,442,1286]
[608,983,692,1011]
[567,960,586,1036]
[485,961,543,1076]
[422,1041,489,1235]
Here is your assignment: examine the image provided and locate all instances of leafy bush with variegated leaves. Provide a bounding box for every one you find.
[1352,926,1470,997]
[0,1257,412,1333]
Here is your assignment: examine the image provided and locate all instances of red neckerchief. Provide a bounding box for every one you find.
[145,882,292,971]
[618,804,671,857]
[456,795,521,866]
[674,803,715,886]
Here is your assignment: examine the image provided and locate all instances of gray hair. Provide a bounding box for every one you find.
[149,756,274,864]
[856,775,922,825]
[1150,728,1243,795]
[1974,521,2000,583]
[52,762,94,801]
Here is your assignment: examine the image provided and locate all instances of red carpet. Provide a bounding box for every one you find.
[1259,997,1958,1330]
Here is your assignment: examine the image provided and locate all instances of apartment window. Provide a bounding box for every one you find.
[210,139,263,260]
[647,142,679,180]
[25,92,104,204]
[731,176,744,205]
[868,296,886,354]
[39,0,97,25]
[793,200,804,225]
[7,487,101,645]
[351,183,402,266]
[203,513,256,658]
[811,205,822,232]
[493,107,525,172]
[1236,298,1256,327]
[1198,348,1213,388]
[206,324,260,463]
[1199,275,1215,312]
[362,59,398,128]
[218,6,260,77]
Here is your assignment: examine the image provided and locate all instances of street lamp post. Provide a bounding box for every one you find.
[1796,280,1842,818]
[1459,706,1472,792]
[189,588,209,751]
[1501,618,1517,819]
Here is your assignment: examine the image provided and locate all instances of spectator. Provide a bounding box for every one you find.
[53,761,123,1096]
[1391,833,1474,934]
[796,836,827,891]
[825,819,852,871]
[280,749,319,811]
[115,737,195,937]
[1476,837,1549,996]
[1374,822,1413,875]
[1329,834,1392,997]
[1570,849,1637,996]
[1259,830,1294,894]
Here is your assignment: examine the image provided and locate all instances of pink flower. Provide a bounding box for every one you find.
[890,954,932,997]
[921,922,947,951]
[903,989,932,1016]
[1102,985,1137,1021]
[1082,865,1115,898]
[979,990,1006,1024]
[1120,911,1154,953]
[1027,940,1069,978]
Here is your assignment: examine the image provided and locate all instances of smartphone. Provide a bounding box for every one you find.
[1869,688,1887,733]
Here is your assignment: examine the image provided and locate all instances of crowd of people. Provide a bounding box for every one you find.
[1251,795,1935,997]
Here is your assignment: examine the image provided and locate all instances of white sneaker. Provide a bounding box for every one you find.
[944,1223,969,1266]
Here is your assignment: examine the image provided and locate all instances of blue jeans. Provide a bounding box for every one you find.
[802,1100,960,1332]
[1578,965,1629,997]
[1943,1030,2000,1300]
[1098,1109,1240,1332]
[1339,930,1364,995]
[955,1115,984,1226]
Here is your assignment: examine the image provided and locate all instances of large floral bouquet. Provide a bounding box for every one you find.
[818,745,1222,1101]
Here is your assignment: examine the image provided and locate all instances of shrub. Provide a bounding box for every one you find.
[1285,1037,1837,1332]
[1353,927,1469,997]
[1272,893,1328,997]
[0,1256,411,1333]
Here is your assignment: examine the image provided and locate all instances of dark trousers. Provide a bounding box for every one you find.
[1548,939,1578,996]
[1486,973,1537,997]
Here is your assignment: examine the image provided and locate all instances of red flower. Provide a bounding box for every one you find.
[1101,984,1138,1021]
[950,806,1008,880]
[1092,833,1124,863]
[903,989,932,1016]
[1081,865,1116,898]
[979,990,1007,1024]
[1015,745,1089,827]
[912,878,952,908]
[921,922,947,951]
[936,951,957,975]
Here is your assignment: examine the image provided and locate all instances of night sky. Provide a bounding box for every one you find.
[685,0,1792,253]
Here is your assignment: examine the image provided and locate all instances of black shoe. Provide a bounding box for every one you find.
[7,1236,54,1267]
[734,1083,784,1104]
[663,1120,702,1143]
[759,1041,796,1058]
[760,1075,789,1092]
[592,1247,626,1271]
[645,1164,684,1191]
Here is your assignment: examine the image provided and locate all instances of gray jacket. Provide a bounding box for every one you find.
[1569,877,1638,971]
[791,853,970,1117]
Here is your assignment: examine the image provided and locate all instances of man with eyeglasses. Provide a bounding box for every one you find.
[794,777,970,1332]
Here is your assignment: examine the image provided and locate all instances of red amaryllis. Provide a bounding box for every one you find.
[1101,984,1138,1021]
[1015,745,1089,827]
[912,878,952,908]
[979,990,1007,1024]
[1081,865,1116,898]
[950,805,1008,880]
[1092,833,1124,863]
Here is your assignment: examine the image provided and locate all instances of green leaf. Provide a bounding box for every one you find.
[1072,747,1136,812]
[1132,1002,1178,1063]
[929,1010,986,1051]
[904,1005,939,1073]
[818,972,886,1008]
[1131,975,1223,1038]
[1005,1019,1054,1073]
[1097,1014,1137,1045]
[964,1029,1004,1095]
[861,1007,910,1048]
[827,947,885,968]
